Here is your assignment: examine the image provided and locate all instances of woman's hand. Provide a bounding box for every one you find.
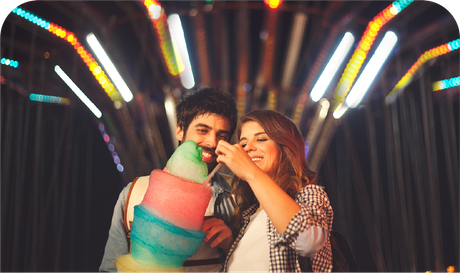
[201,218,234,254]
[215,140,262,182]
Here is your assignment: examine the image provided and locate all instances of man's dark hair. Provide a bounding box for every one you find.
[176,87,237,138]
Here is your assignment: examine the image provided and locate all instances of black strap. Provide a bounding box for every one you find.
[183,258,221,266]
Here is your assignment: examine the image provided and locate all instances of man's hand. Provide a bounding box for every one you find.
[201,218,234,254]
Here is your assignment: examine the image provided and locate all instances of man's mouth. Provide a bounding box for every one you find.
[202,150,215,162]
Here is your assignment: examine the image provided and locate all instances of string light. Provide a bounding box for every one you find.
[11,7,123,109]
[29,93,70,105]
[386,38,460,103]
[432,76,460,91]
[1,58,19,68]
[143,0,184,76]
[98,122,124,173]
[332,0,413,104]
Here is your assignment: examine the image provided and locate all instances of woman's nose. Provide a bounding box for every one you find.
[243,141,255,152]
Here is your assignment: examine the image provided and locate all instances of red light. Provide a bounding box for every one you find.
[0,76,5,84]
[264,0,282,9]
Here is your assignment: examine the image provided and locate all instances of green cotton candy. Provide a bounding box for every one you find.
[166,140,208,184]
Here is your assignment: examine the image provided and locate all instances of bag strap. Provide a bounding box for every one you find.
[124,176,150,236]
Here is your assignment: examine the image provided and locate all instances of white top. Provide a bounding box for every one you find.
[227,209,270,272]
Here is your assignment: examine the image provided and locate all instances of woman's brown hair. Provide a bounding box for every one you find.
[232,109,317,230]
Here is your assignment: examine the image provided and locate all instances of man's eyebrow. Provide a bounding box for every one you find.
[194,123,212,129]
[194,123,231,135]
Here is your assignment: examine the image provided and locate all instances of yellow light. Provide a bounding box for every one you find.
[447,266,455,272]
[67,34,74,42]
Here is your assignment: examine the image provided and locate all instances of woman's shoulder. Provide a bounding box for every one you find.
[296,184,330,204]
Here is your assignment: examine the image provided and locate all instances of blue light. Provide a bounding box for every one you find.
[117,164,124,172]
[1,58,5,65]
[25,12,29,19]
[20,10,25,17]
[13,7,17,13]
[33,16,37,23]
[45,22,50,29]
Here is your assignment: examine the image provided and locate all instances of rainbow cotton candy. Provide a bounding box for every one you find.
[116,140,212,272]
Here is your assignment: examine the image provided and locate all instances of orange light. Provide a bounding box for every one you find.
[264,0,282,9]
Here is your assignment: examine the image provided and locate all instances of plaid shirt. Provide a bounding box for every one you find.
[224,185,333,272]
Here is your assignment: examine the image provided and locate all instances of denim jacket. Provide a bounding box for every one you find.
[99,172,235,272]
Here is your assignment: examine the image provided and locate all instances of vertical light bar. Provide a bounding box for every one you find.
[168,14,195,89]
[54,65,102,118]
[345,31,398,108]
[86,33,133,102]
[310,32,355,102]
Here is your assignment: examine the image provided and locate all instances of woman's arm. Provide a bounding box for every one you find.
[215,140,300,233]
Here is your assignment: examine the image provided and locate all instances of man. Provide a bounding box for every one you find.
[99,88,237,272]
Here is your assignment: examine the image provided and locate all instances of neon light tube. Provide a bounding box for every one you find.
[310,32,355,102]
[345,31,397,108]
[55,65,102,118]
[168,14,195,89]
[86,33,133,102]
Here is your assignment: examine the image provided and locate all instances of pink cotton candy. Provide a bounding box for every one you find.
[142,169,212,231]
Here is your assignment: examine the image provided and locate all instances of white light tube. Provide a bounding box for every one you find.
[86,33,133,102]
[345,31,398,108]
[54,65,102,118]
[168,14,195,89]
[310,32,355,102]
[333,102,348,119]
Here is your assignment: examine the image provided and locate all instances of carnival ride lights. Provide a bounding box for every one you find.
[54,65,102,118]
[143,0,184,77]
[386,38,460,103]
[1,58,19,68]
[11,7,123,109]
[98,122,124,172]
[264,0,282,9]
[86,33,134,103]
[334,31,398,119]
[332,0,413,105]
[29,93,70,105]
[168,14,195,89]
[432,76,460,91]
[310,32,355,102]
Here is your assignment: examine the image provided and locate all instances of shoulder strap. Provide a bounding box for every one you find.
[124,176,150,235]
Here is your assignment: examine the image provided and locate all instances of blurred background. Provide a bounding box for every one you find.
[1,0,459,271]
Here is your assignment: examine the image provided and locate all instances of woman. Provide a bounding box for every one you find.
[215,109,333,272]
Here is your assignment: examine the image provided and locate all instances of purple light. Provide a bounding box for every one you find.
[117,164,124,172]
[98,123,105,131]
[114,156,120,164]
[108,144,115,151]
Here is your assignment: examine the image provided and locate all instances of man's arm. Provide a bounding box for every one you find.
[99,183,131,272]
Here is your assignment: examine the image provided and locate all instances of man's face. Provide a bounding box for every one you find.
[176,113,231,172]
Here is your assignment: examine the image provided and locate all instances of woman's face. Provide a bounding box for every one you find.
[239,121,280,176]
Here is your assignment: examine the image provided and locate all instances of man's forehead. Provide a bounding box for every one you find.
[192,113,230,128]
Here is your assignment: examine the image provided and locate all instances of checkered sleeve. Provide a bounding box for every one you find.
[269,185,334,272]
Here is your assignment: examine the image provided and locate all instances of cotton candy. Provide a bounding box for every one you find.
[116,140,212,272]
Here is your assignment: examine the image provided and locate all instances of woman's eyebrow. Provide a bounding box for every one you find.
[239,132,266,142]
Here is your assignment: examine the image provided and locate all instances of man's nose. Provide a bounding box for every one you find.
[204,134,218,148]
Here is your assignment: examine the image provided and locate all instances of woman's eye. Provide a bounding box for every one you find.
[257,138,267,142]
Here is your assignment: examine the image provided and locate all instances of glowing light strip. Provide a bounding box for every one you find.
[386,38,460,103]
[332,0,413,102]
[310,32,355,102]
[11,7,123,109]
[1,58,19,68]
[346,31,398,108]
[432,76,460,91]
[168,14,195,89]
[86,33,133,102]
[29,93,70,105]
[143,0,184,76]
[55,65,102,118]
[292,12,355,125]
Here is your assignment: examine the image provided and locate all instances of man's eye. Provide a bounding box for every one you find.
[218,135,228,140]
[198,129,208,133]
